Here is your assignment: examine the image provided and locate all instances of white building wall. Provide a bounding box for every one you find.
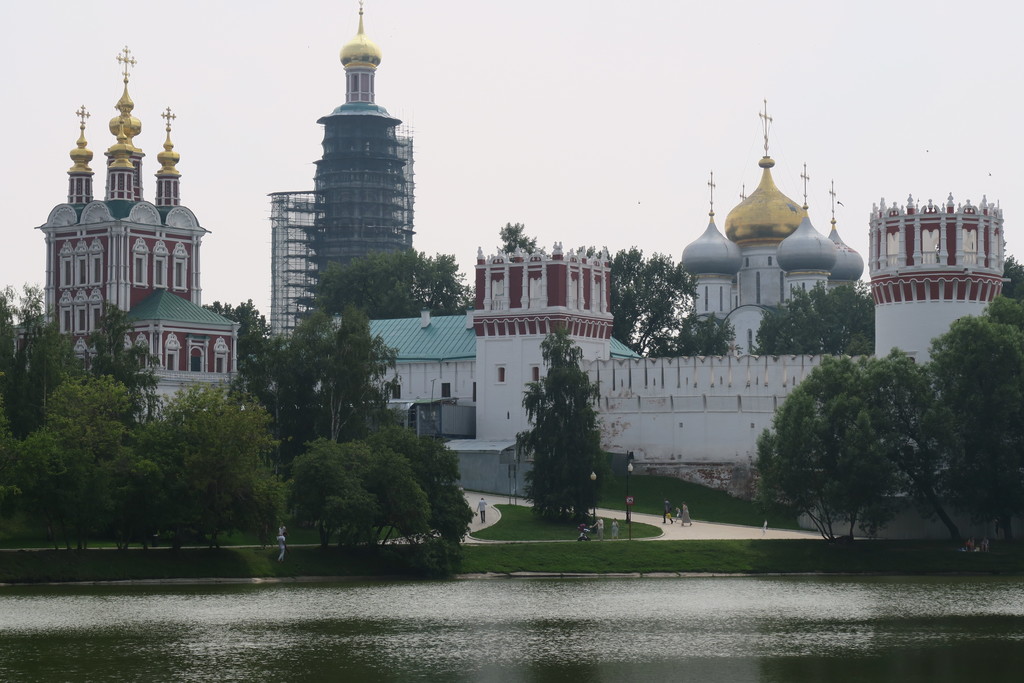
[874,299,987,362]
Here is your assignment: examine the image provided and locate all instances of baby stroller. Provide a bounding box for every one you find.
[577,523,591,541]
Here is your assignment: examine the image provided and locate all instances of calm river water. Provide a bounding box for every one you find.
[1,576,1023,682]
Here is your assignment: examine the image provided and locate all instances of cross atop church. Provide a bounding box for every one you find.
[75,105,90,127]
[740,183,747,201]
[800,163,810,209]
[116,46,136,83]
[708,170,716,216]
[759,99,772,157]
[161,106,176,130]
[829,180,838,223]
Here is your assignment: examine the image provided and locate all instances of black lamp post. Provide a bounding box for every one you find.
[626,451,634,540]
[590,471,597,523]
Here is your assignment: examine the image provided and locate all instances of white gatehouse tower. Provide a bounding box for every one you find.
[869,194,1005,361]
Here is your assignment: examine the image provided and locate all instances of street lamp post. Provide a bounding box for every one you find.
[590,471,597,523]
[626,451,634,540]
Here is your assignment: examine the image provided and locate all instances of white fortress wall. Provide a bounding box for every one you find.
[588,354,827,463]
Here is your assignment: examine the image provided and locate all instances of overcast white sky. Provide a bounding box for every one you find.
[3,0,1021,315]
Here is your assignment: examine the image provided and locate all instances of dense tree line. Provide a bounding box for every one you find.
[755,283,874,356]
[0,291,472,574]
[758,296,1024,541]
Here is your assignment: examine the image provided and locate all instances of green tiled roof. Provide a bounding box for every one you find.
[370,314,640,362]
[128,290,234,327]
[371,315,476,363]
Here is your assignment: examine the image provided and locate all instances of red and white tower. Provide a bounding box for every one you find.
[473,243,613,440]
[38,47,238,394]
[869,193,1005,361]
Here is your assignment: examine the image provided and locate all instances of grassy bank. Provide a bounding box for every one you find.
[0,546,416,584]
[2,538,1020,584]
[460,539,1024,575]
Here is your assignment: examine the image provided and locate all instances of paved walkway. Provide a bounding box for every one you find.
[464,491,820,542]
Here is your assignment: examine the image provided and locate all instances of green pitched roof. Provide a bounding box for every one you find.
[370,314,640,363]
[128,290,234,327]
[370,315,476,363]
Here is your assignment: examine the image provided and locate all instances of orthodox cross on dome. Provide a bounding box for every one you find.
[800,163,810,210]
[739,183,746,201]
[759,98,773,157]
[75,104,90,127]
[161,106,176,131]
[708,170,716,217]
[116,46,136,83]
[829,180,837,225]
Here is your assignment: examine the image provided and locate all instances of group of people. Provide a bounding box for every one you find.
[962,537,990,552]
[578,518,620,541]
[663,499,693,526]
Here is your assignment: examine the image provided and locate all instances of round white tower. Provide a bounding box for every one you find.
[869,193,1005,361]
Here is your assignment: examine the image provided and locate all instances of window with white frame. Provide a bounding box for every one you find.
[165,333,180,370]
[153,255,167,288]
[153,242,169,289]
[91,254,102,285]
[214,337,229,374]
[76,255,87,285]
[133,239,149,286]
[173,244,188,290]
[61,257,73,288]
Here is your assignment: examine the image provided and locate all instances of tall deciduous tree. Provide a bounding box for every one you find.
[1001,256,1024,301]
[498,222,537,254]
[142,385,282,548]
[317,250,471,320]
[518,328,609,521]
[757,356,897,540]
[929,315,1024,539]
[866,351,960,540]
[755,283,874,356]
[674,314,735,356]
[0,286,80,438]
[610,248,696,356]
[89,305,158,422]
[15,376,133,549]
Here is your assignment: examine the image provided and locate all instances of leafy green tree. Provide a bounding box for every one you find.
[1001,256,1024,301]
[0,396,18,505]
[755,283,874,356]
[929,315,1024,539]
[518,328,609,521]
[865,351,960,540]
[498,222,537,254]
[291,439,374,548]
[0,286,80,438]
[365,426,473,544]
[289,308,398,444]
[144,385,282,547]
[674,314,735,356]
[13,376,133,549]
[317,250,472,320]
[204,300,271,383]
[757,356,897,540]
[89,305,158,423]
[610,248,696,356]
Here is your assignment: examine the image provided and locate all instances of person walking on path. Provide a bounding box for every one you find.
[594,517,605,540]
[679,503,693,526]
[611,519,619,539]
[663,499,671,524]
[276,532,287,562]
[477,497,488,524]
[762,520,768,536]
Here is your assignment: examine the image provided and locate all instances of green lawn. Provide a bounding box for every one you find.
[596,473,799,529]
[471,505,661,541]
[460,538,1024,575]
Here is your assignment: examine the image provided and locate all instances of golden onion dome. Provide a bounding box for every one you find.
[108,85,143,153]
[724,157,807,245]
[69,109,93,173]
[157,117,180,177]
[340,7,382,69]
